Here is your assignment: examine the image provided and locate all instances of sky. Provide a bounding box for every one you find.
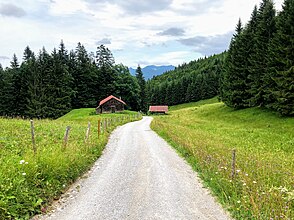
[0,0,284,68]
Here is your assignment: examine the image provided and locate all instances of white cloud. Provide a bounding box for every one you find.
[0,3,26,17]
[49,0,89,15]
[0,0,285,68]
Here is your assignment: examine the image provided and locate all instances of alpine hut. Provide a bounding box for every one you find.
[149,105,168,114]
[96,95,126,114]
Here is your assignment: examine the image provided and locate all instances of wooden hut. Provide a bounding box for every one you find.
[149,105,168,114]
[96,95,126,114]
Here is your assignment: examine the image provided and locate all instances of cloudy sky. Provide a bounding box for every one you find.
[0,0,284,68]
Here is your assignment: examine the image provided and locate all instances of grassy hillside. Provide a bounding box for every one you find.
[0,110,141,219]
[151,98,293,219]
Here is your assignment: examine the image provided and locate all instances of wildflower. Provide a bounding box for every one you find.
[236,169,241,173]
[63,184,66,188]
[224,167,227,170]
[19,160,25,164]
[229,180,232,183]
[245,173,248,176]
[243,183,246,186]
[253,181,257,184]
[237,200,241,203]
[215,172,218,174]
[22,172,26,176]
[25,162,28,165]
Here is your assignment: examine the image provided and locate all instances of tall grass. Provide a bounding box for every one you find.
[0,110,141,219]
[151,98,293,219]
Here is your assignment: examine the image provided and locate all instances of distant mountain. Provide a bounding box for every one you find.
[129,65,176,80]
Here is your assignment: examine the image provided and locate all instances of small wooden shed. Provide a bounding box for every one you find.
[96,95,126,114]
[149,106,168,114]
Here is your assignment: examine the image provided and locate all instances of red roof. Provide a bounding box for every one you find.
[149,106,168,113]
[99,95,126,106]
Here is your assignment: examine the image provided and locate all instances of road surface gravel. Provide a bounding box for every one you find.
[37,116,231,220]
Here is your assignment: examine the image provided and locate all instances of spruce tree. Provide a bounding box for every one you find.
[72,43,98,108]
[9,54,21,116]
[0,65,13,116]
[248,0,276,107]
[135,65,146,111]
[25,49,44,118]
[20,46,36,117]
[267,0,294,115]
[96,45,115,68]
[35,47,51,118]
[240,5,259,106]
[46,48,72,118]
[96,45,117,100]
[220,19,251,108]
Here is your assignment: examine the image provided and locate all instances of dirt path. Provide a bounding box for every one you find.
[37,116,230,220]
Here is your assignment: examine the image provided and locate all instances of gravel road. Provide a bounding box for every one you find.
[37,116,231,220]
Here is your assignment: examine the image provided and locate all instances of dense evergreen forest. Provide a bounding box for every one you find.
[146,53,226,107]
[0,42,145,118]
[220,0,293,116]
[147,0,293,116]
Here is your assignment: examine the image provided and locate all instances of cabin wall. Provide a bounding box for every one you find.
[100,99,124,113]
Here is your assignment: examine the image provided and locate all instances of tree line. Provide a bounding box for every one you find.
[0,41,145,119]
[146,53,226,107]
[220,0,293,116]
[146,0,293,116]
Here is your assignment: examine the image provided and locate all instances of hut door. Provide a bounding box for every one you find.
[111,106,116,113]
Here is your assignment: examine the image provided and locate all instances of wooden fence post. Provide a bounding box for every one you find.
[104,119,107,132]
[30,120,36,155]
[98,119,101,138]
[85,122,91,143]
[63,126,71,148]
[231,149,236,179]
[101,119,104,134]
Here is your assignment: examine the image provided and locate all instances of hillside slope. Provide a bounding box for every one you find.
[151,98,294,219]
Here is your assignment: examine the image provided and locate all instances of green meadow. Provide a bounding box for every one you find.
[151,97,294,219]
[0,109,141,219]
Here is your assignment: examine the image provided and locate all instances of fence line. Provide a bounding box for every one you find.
[27,113,141,152]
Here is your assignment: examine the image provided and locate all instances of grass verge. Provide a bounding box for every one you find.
[151,97,293,219]
[0,110,141,219]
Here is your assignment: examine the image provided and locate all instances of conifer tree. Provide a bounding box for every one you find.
[35,47,51,118]
[0,64,14,115]
[267,0,294,115]
[20,46,36,117]
[72,43,97,108]
[96,45,117,100]
[240,5,259,106]
[25,49,44,118]
[248,0,276,107]
[58,40,69,65]
[96,45,115,68]
[220,19,251,108]
[135,65,146,111]
[9,54,21,116]
[47,48,73,118]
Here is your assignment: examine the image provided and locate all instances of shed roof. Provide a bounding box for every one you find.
[99,95,126,106]
[149,106,168,113]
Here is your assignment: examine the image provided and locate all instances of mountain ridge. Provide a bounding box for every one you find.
[129,65,175,80]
